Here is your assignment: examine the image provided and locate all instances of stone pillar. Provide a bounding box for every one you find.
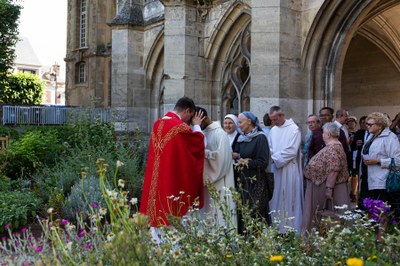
[251,1,307,124]
[109,1,147,132]
[162,0,202,111]
[110,26,146,132]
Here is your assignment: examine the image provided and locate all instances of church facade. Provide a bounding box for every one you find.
[65,0,400,133]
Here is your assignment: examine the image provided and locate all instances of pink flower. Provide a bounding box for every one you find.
[35,246,43,253]
[21,228,27,233]
[61,219,69,225]
[15,241,21,246]
[85,243,92,249]
[4,224,11,229]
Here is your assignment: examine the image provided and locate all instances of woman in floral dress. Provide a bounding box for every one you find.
[302,122,350,232]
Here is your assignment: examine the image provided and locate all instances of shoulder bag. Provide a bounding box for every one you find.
[386,158,400,192]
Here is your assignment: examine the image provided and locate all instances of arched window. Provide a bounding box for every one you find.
[221,21,251,115]
[76,62,86,83]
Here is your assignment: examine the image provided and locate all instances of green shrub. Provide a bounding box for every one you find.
[0,190,42,232]
[47,192,65,219]
[2,129,63,179]
[0,125,21,140]
[0,73,45,104]
[64,175,105,221]
[66,121,115,151]
[0,72,44,105]
[0,174,11,191]
[34,129,146,210]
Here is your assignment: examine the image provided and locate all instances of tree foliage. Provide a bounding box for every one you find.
[0,72,45,104]
[0,0,21,75]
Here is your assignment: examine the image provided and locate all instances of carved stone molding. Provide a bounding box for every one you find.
[195,0,212,21]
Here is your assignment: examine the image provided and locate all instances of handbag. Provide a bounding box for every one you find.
[386,158,400,192]
[315,199,340,237]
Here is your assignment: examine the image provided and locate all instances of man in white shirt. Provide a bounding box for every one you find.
[268,106,303,233]
[335,108,350,143]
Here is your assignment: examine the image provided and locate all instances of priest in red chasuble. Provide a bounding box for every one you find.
[140,97,205,227]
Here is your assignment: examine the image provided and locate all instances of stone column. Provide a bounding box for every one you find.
[162,0,203,111]
[251,1,307,124]
[109,1,151,132]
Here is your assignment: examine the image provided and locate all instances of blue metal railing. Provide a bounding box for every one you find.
[1,105,111,125]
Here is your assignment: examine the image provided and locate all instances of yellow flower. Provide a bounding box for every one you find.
[270,255,283,262]
[226,253,233,259]
[346,257,364,266]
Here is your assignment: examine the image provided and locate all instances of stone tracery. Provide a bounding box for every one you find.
[221,21,251,115]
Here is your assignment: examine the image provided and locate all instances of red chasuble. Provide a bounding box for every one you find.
[140,112,205,227]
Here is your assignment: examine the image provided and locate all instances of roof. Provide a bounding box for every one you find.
[14,36,42,67]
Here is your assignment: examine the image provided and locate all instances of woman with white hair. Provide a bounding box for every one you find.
[302,122,350,232]
[361,112,400,212]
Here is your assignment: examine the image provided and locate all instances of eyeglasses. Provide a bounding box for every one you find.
[366,123,375,127]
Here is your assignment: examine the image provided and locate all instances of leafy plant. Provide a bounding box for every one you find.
[0,190,42,232]
[0,72,45,104]
[0,0,21,75]
[2,129,63,179]
[64,175,105,221]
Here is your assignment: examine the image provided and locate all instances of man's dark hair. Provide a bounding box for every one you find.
[359,116,367,124]
[174,96,196,113]
[196,106,208,118]
[319,106,334,115]
[263,112,272,126]
[335,108,347,118]
[269,105,282,114]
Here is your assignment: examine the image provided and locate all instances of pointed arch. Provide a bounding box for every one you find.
[205,2,251,119]
[145,29,164,130]
[302,0,400,111]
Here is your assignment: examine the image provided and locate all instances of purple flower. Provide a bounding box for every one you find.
[1,236,6,241]
[21,228,27,233]
[363,198,391,222]
[35,246,43,253]
[85,243,92,249]
[15,241,21,246]
[4,224,11,229]
[90,203,99,209]
[61,219,69,225]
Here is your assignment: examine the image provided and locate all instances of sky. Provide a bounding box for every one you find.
[18,0,67,78]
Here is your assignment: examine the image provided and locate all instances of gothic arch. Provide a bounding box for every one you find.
[206,2,251,119]
[144,29,164,130]
[302,0,400,111]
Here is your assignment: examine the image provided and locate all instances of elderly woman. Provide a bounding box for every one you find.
[224,114,240,149]
[360,112,400,213]
[301,122,350,232]
[232,111,270,234]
